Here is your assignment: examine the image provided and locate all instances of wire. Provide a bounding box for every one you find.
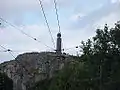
[0,18,33,39]
[0,45,33,77]
[9,52,33,77]
[53,0,63,51]
[0,45,15,59]
[8,51,16,59]
[0,45,7,50]
[53,0,61,33]
[0,50,36,52]
[63,46,78,51]
[37,0,56,48]
[37,39,54,50]
[0,45,16,58]
[63,45,82,51]
[0,17,54,50]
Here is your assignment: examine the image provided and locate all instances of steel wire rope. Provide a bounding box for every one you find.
[53,0,61,33]
[37,0,56,48]
[0,45,34,77]
[0,17,54,50]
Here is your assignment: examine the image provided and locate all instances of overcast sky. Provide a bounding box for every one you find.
[0,0,120,63]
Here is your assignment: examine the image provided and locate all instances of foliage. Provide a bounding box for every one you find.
[30,79,51,90]
[81,22,120,90]
[49,61,90,90]
[31,21,120,90]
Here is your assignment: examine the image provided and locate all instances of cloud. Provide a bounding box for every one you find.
[0,21,96,63]
[111,0,118,3]
[0,0,71,14]
[0,0,72,27]
[0,24,55,49]
[70,2,120,29]
[111,0,120,3]
[0,24,57,62]
[70,13,86,22]
[93,12,120,29]
[0,0,120,63]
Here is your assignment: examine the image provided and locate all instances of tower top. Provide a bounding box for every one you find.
[57,33,61,38]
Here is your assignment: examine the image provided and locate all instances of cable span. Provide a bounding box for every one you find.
[0,17,54,50]
[37,0,56,48]
[53,0,61,33]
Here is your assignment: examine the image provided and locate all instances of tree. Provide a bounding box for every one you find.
[81,21,120,90]
[31,21,120,90]
[49,61,91,90]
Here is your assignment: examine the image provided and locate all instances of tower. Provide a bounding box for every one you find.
[56,33,62,56]
[54,32,62,72]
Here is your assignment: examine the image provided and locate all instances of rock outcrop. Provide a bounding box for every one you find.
[0,52,72,90]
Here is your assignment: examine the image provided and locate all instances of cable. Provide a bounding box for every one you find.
[0,50,36,53]
[0,48,55,53]
[8,51,16,59]
[63,45,83,51]
[0,18,33,39]
[9,52,33,77]
[63,46,79,51]
[53,0,63,51]
[0,45,7,50]
[0,17,54,50]
[0,45,15,59]
[53,0,61,33]
[37,39,54,50]
[0,45,16,59]
[37,0,56,48]
[0,45,33,77]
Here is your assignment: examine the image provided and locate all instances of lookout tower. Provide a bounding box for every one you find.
[56,33,62,56]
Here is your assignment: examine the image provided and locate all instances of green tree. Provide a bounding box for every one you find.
[81,21,120,90]
[49,61,91,90]
[31,21,120,90]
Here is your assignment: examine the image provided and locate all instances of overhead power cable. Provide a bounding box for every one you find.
[0,45,7,50]
[37,0,56,48]
[0,45,33,77]
[0,45,16,58]
[0,17,54,50]
[63,45,82,51]
[0,18,33,38]
[0,50,38,53]
[8,52,33,77]
[53,0,61,33]
[0,45,13,52]
[0,45,15,59]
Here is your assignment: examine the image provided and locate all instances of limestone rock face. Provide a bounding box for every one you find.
[0,52,71,90]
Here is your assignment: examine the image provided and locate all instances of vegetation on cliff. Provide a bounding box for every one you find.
[31,21,120,90]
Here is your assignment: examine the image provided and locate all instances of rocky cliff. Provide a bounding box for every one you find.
[0,52,72,90]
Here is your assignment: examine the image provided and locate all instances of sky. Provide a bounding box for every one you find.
[0,0,120,63]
